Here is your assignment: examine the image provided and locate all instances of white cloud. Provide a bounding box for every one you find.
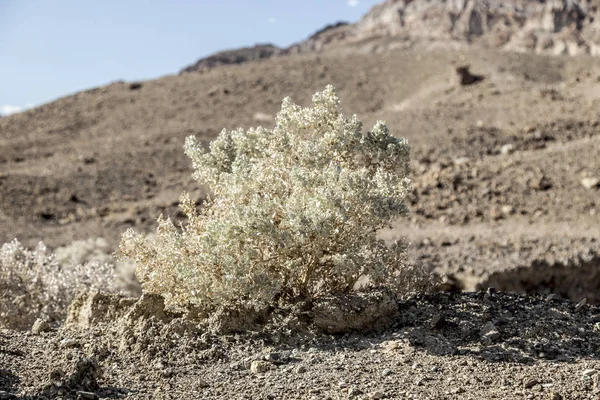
[348,0,360,7]
[0,105,22,116]
[268,17,277,24]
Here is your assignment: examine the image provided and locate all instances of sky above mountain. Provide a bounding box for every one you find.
[0,0,378,115]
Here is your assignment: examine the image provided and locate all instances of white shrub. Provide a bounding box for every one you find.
[0,239,117,330]
[120,86,428,309]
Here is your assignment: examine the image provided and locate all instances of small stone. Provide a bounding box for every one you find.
[582,369,596,377]
[369,390,385,399]
[581,177,600,190]
[575,298,587,311]
[501,205,514,215]
[480,322,500,344]
[500,143,515,155]
[545,294,557,302]
[250,360,269,374]
[264,352,281,363]
[59,338,80,348]
[348,387,363,397]
[295,365,307,374]
[76,391,98,400]
[197,379,209,388]
[523,378,540,389]
[381,369,393,377]
[451,387,465,394]
[31,318,50,334]
[548,392,563,400]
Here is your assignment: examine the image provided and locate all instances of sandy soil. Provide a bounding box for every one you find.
[1,40,600,398]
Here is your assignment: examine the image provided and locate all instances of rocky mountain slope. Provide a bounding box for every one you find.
[182,0,600,74]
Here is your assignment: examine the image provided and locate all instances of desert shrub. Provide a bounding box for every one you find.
[0,239,117,330]
[120,85,431,308]
[55,237,141,296]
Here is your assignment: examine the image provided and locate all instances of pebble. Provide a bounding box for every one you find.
[76,391,98,400]
[480,322,500,344]
[31,318,50,334]
[60,338,80,348]
[500,143,515,155]
[348,387,363,397]
[523,378,540,389]
[263,352,281,363]
[545,294,557,302]
[574,298,587,311]
[381,368,393,377]
[369,390,385,399]
[295,365,307,374]
[582,369,596,377]
[250,361,269,374]
[581,177,599,190]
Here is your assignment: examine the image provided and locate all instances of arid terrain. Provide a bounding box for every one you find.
[2,0,600,398]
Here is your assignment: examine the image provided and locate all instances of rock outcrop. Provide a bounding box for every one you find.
[181,0,600,73]
[309,0,600,56]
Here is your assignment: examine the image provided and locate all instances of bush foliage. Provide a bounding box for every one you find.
[120,86,428,308]
[0,239,117,330]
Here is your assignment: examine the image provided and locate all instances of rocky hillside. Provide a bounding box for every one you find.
[181,0,600,73]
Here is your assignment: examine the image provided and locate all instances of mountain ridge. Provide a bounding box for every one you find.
[181,0,600,74]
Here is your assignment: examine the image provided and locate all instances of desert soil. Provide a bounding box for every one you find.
[1,37,600,398]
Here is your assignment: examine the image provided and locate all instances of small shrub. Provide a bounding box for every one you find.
[120,85,430,308]
[0,239,117,330]
[55,237,140,296]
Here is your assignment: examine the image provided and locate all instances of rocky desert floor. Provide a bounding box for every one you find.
[1,40,600,398]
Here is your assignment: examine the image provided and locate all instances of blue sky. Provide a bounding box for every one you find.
[0,0,379,115]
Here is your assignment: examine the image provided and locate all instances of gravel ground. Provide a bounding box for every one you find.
[2,291,600,399]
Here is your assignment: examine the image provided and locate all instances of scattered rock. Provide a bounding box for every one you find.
[523,377,540,389]
[369,390,385,399]
[60,338,80,349]
[500,143,515,155]
[76,391,98,400]
[581,177,599,189]
[31,318,50,334]
[250,360,270,374]
[129,82,143,90]
[582,369,596,377]
[295,365,307,374]
[574,298,587,311]
[456,65,484,86]
[480,322,501,345]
